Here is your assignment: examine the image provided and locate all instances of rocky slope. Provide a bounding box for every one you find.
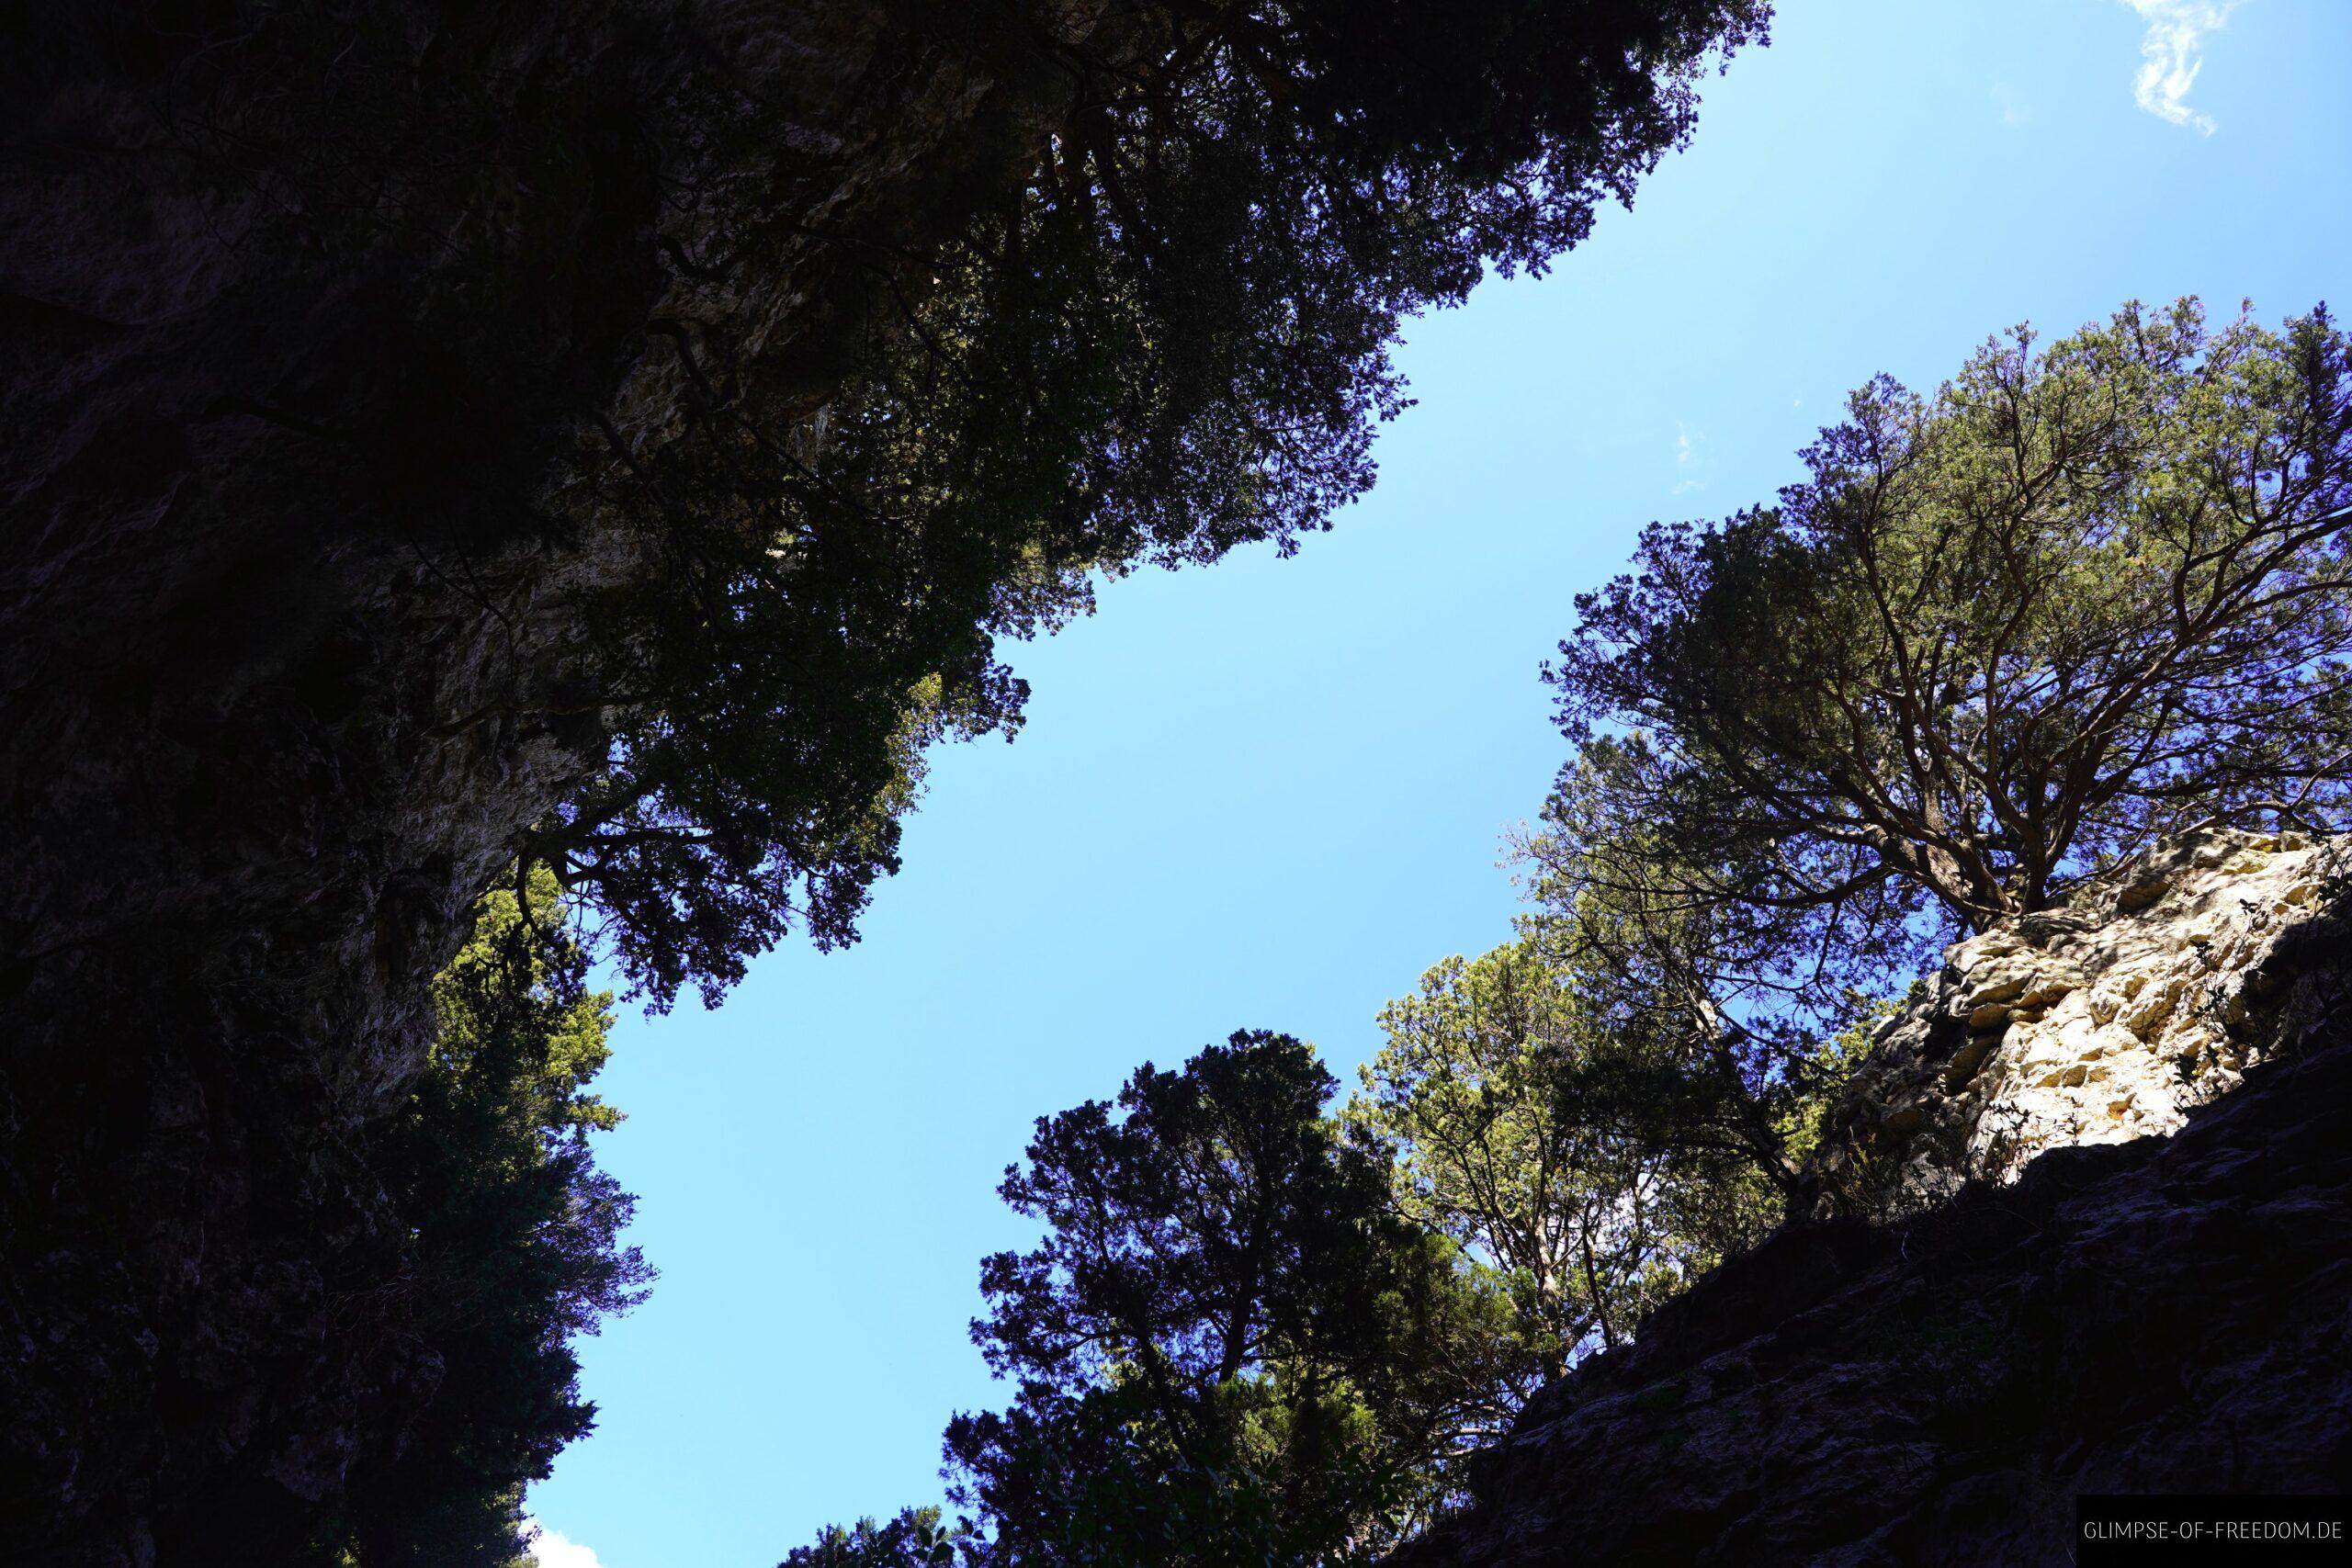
[0,6,1150,1558]
[1395,839,2352,1567]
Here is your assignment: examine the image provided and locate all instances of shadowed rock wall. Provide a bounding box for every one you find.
[0,5,1140,1557]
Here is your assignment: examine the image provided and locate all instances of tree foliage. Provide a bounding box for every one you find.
[1350,935,1758,1376]
[1527,298,2352,1221]
[1548,300,2352,961]
[942,1032,1532,1565]
[781,1507,967,1568]
[785,1003,1830,1568]
[312,874,651,1566]
[1522,754,1891,1211]
[525,0,1771,1005]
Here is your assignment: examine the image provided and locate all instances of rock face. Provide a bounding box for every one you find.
[1815,829,2347,1214]
[0,6,1143,1559]
[1393,843,2352,1568]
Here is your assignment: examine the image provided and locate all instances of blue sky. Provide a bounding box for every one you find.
[526,2,2351,1562]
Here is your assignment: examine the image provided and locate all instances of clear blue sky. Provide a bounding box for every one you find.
[526,3,2351,1562]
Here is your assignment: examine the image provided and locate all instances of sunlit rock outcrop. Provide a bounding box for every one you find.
[1815,829,2346,1213]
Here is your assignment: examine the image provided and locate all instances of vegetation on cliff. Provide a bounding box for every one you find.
[1544,299,2352,988]
[780,297,2352,1566]
[309,877,649,1567]
[1524,298,2352,1213]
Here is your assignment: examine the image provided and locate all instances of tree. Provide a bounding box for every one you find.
[521,2,1772,1006]
[781,1507,967,1568]
[945,1032,1530,1565]
[1525,869,1893,1233]
[313,874,652,1565]
[1351,936,1692,1371]
[1545,300,2352,983]
[1523,744,1888,1210]
[1522,299,2352,1224]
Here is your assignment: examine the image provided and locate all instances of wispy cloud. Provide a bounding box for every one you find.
[526,1519,608,1568]
[2119,1,2244,135]
[1672,423,1706,495]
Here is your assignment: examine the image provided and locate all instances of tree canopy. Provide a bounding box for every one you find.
[1521,298,2352,1220]
[781,1003,1836,1568]
[1546,300,2352,971]
[523,1,1770,1005]
[942,1031,1531,1565]
[311,875,651,1566]
[781,1507,967,1568]
[1350,937,1700,1373]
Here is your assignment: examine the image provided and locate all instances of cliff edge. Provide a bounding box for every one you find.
[1817,829,2348,1214]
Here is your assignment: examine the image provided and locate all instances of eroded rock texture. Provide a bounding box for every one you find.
[1817,828,2349,1213]
[0,5,1131,1558]
[1393,849,2352,1568]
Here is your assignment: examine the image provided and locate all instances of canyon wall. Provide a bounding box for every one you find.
[0,6,1136,1557]
[1393,838,2352,1566]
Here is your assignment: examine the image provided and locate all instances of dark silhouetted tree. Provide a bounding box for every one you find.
[522,1,1772,1006]
[781,1507,967,1568]
[944,1032,1531,1565]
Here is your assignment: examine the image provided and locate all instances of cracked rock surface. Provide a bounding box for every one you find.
[1816,829,2347,1213]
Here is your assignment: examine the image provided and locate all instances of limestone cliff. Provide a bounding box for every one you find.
[1815,828,2347,1215]
[1394,839,2352,1567]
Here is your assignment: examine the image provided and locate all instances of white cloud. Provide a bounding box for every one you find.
[526,1519,608,1568]
[2119,0,2244,135]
